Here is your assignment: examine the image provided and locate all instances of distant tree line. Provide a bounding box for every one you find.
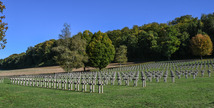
[0,39,57,69]
[1,12,214,70]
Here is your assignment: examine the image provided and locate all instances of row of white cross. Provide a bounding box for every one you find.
[10,77,104,93]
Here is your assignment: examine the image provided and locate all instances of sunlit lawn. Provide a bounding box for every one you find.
[0,75,214,108]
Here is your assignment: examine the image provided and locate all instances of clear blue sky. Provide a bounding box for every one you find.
[0,0,214,59]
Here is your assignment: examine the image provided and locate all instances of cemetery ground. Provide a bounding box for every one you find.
[1,76,214,107]
[0,60,214,108]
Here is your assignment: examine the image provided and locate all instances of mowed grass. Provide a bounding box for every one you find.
[0,76,214,108]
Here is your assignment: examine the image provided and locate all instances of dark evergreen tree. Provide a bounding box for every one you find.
[87,31,115,70]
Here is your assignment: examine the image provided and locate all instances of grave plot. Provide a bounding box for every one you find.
[9,59,214,93]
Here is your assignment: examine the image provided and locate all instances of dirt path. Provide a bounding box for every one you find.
[0,62,139,77]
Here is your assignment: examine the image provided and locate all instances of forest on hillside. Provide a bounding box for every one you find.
[1,12,214,70]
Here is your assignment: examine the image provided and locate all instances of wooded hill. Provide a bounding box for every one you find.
[1,12,214,70]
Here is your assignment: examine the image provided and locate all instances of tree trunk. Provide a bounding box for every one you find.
[201,55,203,60]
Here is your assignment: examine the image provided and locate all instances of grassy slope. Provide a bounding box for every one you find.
[0,76,214,108]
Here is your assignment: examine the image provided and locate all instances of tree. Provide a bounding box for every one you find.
[53,23,72,72]
[201,13,214,40]
[115,45,128,68]
[26,46,36,66]
[69,35,87,69]
[174,32,191,59]
[42,40,57,65]
[80,30,93,71]
[106,30,122,48]
[0,1,8,49]
[190,34,213,59]
[120,27,130,45]
[87,31,115,70]
[53,23,87,72]
[157,25,181,60]
[137,30,159,60]
[169,15,202,38]
[82,30,93,44]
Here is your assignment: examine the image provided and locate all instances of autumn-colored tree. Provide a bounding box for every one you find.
[190,34,213,59]
[0,1,8,49]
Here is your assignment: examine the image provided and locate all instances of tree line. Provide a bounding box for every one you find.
[1,12,214,70]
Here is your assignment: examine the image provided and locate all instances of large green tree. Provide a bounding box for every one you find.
[0,1,7,49]
[87,31,115,70]
[54,23,71,72]
[157,25,181,60]
[53,23,87,72]
[190,34,213,59]
[69,35,88,69]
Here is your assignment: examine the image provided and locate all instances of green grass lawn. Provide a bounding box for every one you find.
[0,76,214,108]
